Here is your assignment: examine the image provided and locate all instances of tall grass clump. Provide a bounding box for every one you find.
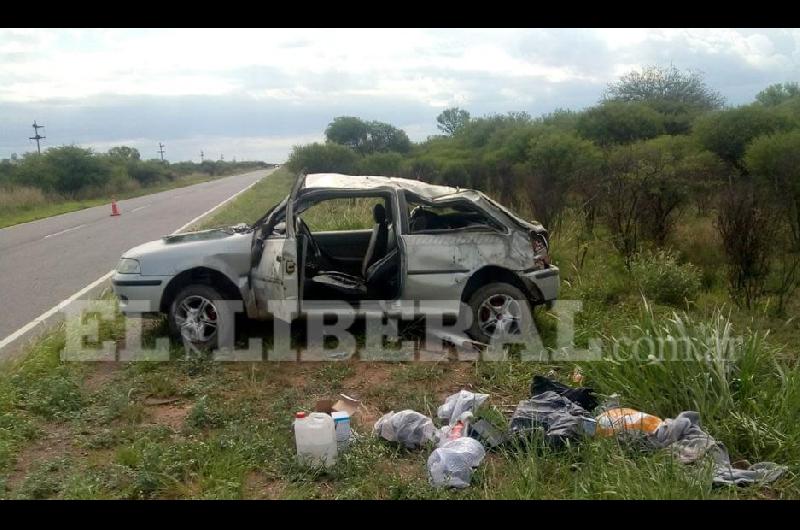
[0,186,50,211]
[581,304,800,463]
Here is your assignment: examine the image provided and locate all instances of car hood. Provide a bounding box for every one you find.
[121,228,253,276]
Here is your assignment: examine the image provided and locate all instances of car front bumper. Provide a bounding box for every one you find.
[111,272,173,315]
[521,265,560,303]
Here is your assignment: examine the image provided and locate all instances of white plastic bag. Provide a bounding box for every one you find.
[374,410,438,449]
[437,390,489,426]
[427,437,486,489]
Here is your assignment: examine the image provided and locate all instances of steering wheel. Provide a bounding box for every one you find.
[296,218,324,272]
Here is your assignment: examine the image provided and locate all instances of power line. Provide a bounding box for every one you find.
[29,121,46,154]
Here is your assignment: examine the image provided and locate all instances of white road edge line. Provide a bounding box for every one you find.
[43,224,87,239]
[131,205,148,213]
[0,171,268,354]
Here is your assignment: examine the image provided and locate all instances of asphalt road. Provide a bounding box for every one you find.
[0,168,273,354]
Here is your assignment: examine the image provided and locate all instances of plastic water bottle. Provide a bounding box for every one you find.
[294,411,337,467]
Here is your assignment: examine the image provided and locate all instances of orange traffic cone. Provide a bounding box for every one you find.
[110,199,121,217]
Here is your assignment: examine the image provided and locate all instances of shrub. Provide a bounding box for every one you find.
[693,105,791,171]
[576,101,666,146]
[286,142,359,174]
[43,146,112,194]
[630,248,702,306]
[715,186,778,309]
[127,160,171,186]
[357,152,404,175]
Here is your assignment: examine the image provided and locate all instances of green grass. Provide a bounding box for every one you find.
[192,168,294,230]
[0,169,798,499]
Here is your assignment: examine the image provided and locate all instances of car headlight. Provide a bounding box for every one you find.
[116,258,141,274]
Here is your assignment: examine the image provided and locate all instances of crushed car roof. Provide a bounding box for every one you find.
[303,173,463,200]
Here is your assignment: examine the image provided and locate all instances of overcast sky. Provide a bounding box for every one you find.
[1,28,798,163]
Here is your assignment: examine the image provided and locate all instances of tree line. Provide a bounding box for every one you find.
[0,145,269,199]
[286,67,800,312]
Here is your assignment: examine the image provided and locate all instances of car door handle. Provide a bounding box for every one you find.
[276,255,283,262]
[285,258,296,274]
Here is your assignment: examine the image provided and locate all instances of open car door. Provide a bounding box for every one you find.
[251,172,306,321]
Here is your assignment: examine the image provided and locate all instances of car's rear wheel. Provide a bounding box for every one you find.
[168,284,230,351]
[466,282,531,344]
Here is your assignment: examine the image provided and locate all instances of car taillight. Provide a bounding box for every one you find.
[531,232,550,268]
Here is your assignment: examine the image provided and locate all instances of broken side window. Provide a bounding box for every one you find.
[405,192,505,234]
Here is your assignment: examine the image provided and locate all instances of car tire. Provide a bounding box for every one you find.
[168,284,233,352]
[466,282,532,344]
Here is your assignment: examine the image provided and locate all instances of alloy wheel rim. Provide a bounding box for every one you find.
[174,295,219,342]
[478,294,522,337]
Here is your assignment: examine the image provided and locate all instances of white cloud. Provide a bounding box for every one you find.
[1,28,798,160]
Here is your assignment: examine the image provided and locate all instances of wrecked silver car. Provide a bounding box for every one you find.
[112,173,559,347]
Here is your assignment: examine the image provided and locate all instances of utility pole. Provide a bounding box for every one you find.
[220,154,224,161]
[29,121,46,154]
[200,150,204,163]
[157,142,165,163]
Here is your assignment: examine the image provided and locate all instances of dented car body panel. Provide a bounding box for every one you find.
[112,173,559,321]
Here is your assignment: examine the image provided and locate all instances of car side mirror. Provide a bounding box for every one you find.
[272,221,286,236]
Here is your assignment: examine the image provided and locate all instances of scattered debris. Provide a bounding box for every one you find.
[647,411,788,488]
[314,399,335,414]
[439,412,472,444]
[530,375,598,411]
[468,418,510,450]
[374,410,439,449]
[332,411,351,450]
[427,437,486,489]
[294,411,338,468]
[333,394,362,416]
[596,408,664,438]
[296,373,787,492]
[437,390,489,426]
[510,390,596,447]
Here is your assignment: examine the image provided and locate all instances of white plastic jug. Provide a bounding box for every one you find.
[294,412,338,468]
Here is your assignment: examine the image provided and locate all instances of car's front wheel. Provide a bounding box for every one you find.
[168,284,231,351]
[466,282,532,344]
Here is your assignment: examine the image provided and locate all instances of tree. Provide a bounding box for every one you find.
[633,136,703,245]
[325,117,410,154]
[108,146,141,161]
[693,105,791,173]
[325,117,370,152]
[524,130,601,229]
[436,107,471,135]
[605,66,724,135]
[535,108,580,131]
[576,101,665,146]
[364,121,411,153]
[745,130,800,246]
[40,145,111,193]
[605,65,724,111]
[715,184,779,309]
[286,142,359,174]
[597,138,703,262]
[756,82,800,106]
